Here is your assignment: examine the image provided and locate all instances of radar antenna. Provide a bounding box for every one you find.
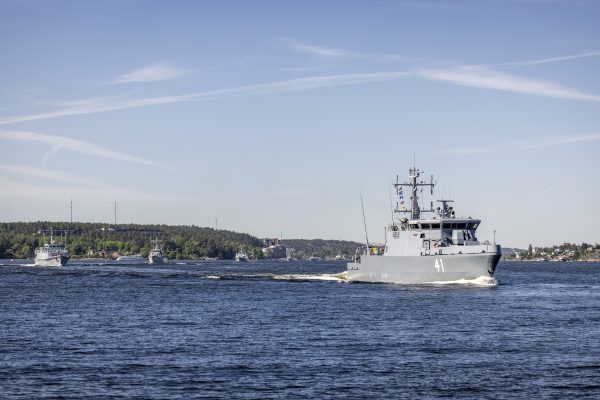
[394,167,435,220]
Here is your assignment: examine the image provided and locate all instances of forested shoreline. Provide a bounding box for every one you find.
[0,222,264,260]
[0,222,362,260]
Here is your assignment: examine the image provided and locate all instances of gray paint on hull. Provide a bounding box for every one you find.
[149,256,166,264]
[347,252,500,284]
[34,255,70,267]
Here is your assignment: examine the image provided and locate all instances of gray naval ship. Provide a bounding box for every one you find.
[148,238,166,265]
[347,167,501,283]
[34,229,70,267]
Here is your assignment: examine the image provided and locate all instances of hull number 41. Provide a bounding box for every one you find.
[435,258,445,272]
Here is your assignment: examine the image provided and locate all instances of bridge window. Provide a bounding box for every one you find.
[469,222,479,229]
[442,223,451,229]
[456,223,467,229]
[421,223,431,229]
[431,223,440,229]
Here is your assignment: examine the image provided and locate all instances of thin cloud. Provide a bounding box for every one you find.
[0,72,413,125]
[111,62,189,84]
[499,50,600,67]
[0,129,160,167]
[0,164,99,186]
[0,164,194,204]
[436,132,600,155]
[286,40,421,63]
[0,176,195,205]
[1,65,599,127]
[0,95,197,125]
[42,144,61,164]
[293,43,349,58]
[418,66,600,101]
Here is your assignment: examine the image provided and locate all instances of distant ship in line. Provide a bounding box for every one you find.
[347,166,501,284]
[235,249,250,262]
[148,238,166,265]
[34,229,70,267]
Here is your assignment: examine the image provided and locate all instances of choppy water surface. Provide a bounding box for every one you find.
[1,260,599,399]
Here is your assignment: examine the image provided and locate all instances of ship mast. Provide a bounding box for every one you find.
[394,167,435,220]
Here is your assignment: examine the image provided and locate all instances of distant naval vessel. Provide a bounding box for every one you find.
[235,249,250,262]
[34,229,70,267]
[347,167,501,283]
[148,238,166,265]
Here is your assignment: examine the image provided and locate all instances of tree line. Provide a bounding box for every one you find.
[0,222,264,260]
[0,222,363,260]
[284,239,362,259]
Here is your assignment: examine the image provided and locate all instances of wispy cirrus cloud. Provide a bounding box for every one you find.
[498,50,600,68]
[1,61,599,127]
[417,65,600,101]
[0,164,99,186]
[0,72,413,126]
[111,62,190,84]
[285,40,421,63]
[0,95,197,125]
[292,43,350,58]
[0,129,159,167]
[435,132,600,155]
[0,164,194,204]
[0,175,194,205]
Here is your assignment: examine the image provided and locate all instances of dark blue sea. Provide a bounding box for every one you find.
[1,260,599,399]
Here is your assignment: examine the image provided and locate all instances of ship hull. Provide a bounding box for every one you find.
[34,255,70,267]
[148,255,166,265]
[347,251,500,284]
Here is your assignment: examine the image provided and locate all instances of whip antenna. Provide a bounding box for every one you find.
[359,184,369,246]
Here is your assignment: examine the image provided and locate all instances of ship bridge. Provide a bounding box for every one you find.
[402,218,480,231]
[387,217,481,250]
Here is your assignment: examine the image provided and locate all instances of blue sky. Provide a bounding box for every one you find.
[1,0,599,248]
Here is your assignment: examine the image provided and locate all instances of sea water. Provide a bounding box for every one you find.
[1,260,599,399]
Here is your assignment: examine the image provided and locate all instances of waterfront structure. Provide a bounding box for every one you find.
[347,167,501,283]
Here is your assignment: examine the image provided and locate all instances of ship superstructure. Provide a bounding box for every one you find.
[347,167,501,283]
[235,248,250,262]
[34,229,70,267]
[148,238,166,265]
[261,238,287,259]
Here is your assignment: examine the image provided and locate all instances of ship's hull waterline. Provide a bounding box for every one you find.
[347,249,501,284]
[148,255,166,265]
[34,255,70,267]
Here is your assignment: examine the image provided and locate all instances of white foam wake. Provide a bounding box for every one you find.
[427,275,497,286]
[273,271,348,282]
